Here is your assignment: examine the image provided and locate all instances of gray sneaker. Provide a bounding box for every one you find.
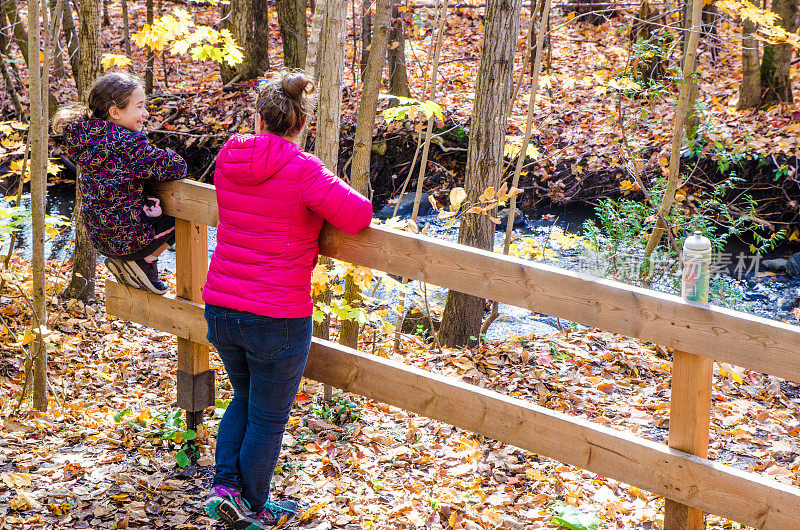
[120,258,168,295]
[105,257,137,287]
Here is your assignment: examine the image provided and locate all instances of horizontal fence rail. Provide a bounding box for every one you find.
[153,180,800,383]
[106,280,800,528]
[122,179,800,529]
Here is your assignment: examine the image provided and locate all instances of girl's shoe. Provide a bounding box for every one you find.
[120,258,168,294]
[205,485,254,529]
[254,499,298,527]
[104,257,137,287]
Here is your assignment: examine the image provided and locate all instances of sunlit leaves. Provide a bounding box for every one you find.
[504,136,540,161]
[132,8,243,66]
[100,53,132,70]
[718,0,800,47]
[381,95,445,124]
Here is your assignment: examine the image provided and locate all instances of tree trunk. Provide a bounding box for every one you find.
[77,0,100,123]
[146,0,154,93]
[438,0,522,347]
[0,6,8,53]
[303,0,329,340]
[387,1,410,98]
[253,0,270,72]
[50,0,65,76]
[682,0,701,137]
[0,54,25,119]
[277,0,308,69]
[339,0,390,349]
[760,0,798,107]
[62,0,79,86]
[737,18,760,110]
[122,0,132,58]
[2,0,30,64]
[28,0,48,412]
[350,0,390,196]
[102,0,110,26]
[360,0,371,78]
[644,0,702,255]
[314,0,346,171]
[313,0,345,350]
[63,0,99,301]
[221,0,261,83]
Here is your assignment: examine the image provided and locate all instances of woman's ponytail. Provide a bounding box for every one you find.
[257,70,315,138]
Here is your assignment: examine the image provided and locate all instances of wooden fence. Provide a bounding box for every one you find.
[105,179,800,529]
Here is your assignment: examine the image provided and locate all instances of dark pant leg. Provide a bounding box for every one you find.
[237,316,312,510]
[205,305,249,492]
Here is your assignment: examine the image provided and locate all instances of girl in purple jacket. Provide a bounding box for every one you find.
[53,72,187,295]
[202,71,372,528]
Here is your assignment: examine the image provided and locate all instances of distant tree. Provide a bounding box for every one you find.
[122,0,132,59]
[387,1,411,98]
[146,0,155,92]
[254,0,270,72]
[360,0,371,78]
[277,0,307,69]
[339,0,391,349]
[62,0,100,301]
[737,18,760,110]
[1,0,30,63]
[50,0,66,76]
[760,0,798,106]
[220,0,261,83]
[61,0,80,85]
[438,0,522,347]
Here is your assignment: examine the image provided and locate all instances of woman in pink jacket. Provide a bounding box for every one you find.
[203,70,372,529]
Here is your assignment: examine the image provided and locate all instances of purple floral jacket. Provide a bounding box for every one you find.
[63,120,187,256]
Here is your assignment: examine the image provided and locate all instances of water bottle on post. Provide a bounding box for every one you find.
[681,230,711,303]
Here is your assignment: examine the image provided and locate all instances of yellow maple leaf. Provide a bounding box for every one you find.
[619,179,639,194]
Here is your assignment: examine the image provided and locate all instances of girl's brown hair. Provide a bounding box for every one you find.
[52,71,145,133]
[256,70,315,138]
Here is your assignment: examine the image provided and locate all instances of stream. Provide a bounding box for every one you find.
[3,185,800,340]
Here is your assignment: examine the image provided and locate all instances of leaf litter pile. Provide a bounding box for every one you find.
[1,255,800,529]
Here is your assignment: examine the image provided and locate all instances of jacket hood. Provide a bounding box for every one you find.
[63,120,140,163]
[217,134,303,186]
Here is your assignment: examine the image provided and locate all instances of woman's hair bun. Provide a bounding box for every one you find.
[282,72,315,98]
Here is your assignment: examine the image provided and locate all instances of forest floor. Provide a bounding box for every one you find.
[3,1,800,529]
[2,248,799,530]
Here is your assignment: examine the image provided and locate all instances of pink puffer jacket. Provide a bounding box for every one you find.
[203,134,373,317]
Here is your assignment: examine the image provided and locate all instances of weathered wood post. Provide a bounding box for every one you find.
[175,218,214,431]
[665,350,713,529]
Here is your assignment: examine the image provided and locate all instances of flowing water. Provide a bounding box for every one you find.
[4,185,800,340]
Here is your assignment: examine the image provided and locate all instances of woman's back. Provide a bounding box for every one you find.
[203,133,372,318]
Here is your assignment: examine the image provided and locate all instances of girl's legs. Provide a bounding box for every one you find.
[142,241,170,262]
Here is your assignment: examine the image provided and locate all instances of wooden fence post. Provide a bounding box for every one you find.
[665,350,714,529]
[175,218,213,431]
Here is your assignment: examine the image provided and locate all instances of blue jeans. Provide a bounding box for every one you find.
[204,304,312,510]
